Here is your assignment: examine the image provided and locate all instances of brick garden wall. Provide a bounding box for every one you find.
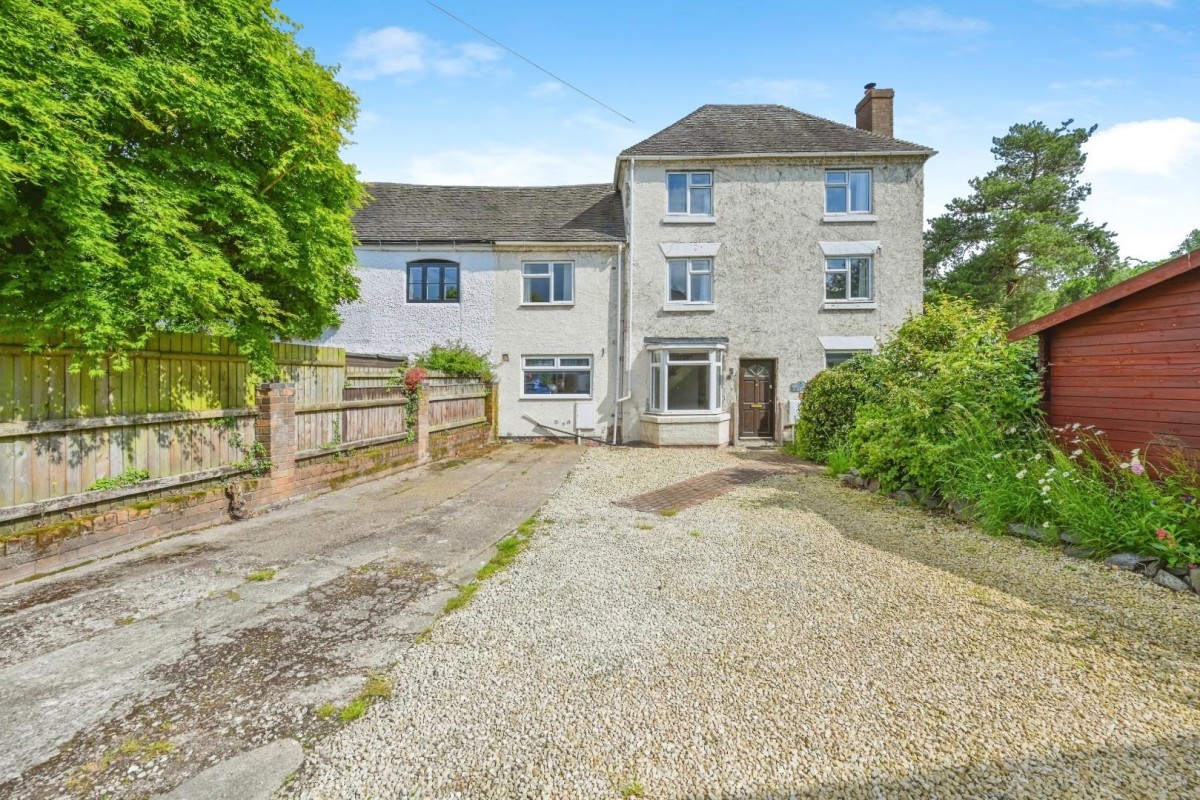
[0,379,494,586]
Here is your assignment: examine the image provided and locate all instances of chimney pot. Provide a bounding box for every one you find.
[855,85,894,138]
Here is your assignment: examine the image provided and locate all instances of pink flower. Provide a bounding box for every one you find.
[1156,528,1169,540]
[1130,462,1145,475]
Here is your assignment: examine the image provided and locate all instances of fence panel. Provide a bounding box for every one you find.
[426,376,489,431]
[0,333,256,507]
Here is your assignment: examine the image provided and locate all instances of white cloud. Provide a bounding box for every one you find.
[529,81,565,98]
[1083,118,1200,259]
[883,6,991,34]
[723,77,831,104]
[1097,46,1137,58]
[1048,77,1128,89]
[406,146,613,186]
[344,27,503,81]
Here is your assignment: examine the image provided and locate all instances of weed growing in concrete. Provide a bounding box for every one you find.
[115,616,136,626]
[658,508,679,517]
[316,703,337,719]
[246,569,276,582]
[225,589,242,602]
[635,522,654,531]
[619,777,646,798]
[688,530,703,539]
[337,673,393,722]
[444,516,539,613]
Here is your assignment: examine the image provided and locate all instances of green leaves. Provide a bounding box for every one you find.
[924,120,1120,325]
[0,0,363,376]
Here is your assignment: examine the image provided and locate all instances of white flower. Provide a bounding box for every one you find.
[1084,425,1095,431]
[1132,448,1141,456]
[1119,462,1130,470]
[1042,521,1051,528]
[986,473,993,480]
[1016,469,1027,479]
[1046,468,1057,476]
[992,453,1003,460]
[1043,498,1051,504]
[1005,426,1017,435]
[1031,453,1043,461]
[1070,449,1083,458]
[1095,430,1105,435]
[1072,423,1081,431]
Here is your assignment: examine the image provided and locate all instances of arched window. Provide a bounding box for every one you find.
[407,259,460,303]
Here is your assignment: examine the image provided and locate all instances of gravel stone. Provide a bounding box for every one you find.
[1153,571,1191,592]
[285,447,1200,799]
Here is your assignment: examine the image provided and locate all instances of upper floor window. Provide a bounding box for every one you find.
[824,350,869,368]
[825,170,872,214]
[825,256,873,301]
[522,262,574,304]
[667,171,712,215]
[667,258,713,304]
[407,259,460,303]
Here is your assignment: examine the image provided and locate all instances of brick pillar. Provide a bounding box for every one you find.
[256,382,297,494]
[416,380,431,464]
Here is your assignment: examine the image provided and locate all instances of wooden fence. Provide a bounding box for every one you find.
[0,335,490,511]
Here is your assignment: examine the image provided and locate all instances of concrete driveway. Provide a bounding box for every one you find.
[0,443,583,800]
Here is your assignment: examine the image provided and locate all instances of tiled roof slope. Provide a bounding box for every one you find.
[353,183,624,244]
[620,104,934,157]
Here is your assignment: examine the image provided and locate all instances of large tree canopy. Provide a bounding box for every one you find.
[0,0,363,373]
[924,120,1120,324]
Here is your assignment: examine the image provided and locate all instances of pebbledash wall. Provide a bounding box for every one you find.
[492,245,620,442]
[0,380,495,587]
[312,246,496,357]
[619,156,926,444]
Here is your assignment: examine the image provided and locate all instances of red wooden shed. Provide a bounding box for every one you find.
[1009,248,1200,460]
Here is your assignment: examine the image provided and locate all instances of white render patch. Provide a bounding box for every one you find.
[818,335,877,351]
[819,240,880,256]
[659,242,722,258]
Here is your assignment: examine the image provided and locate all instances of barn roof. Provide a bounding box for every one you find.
[354,183,625,245]
[1009,248,1200,341]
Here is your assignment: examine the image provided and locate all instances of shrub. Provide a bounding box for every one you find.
[848,298,1040,492]
[791,354,877,461]
[415,342,494,382]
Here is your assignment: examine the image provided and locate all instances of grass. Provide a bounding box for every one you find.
[658,508,679,518]
[688,530,703,539]
[444,516,541,614]
[332,673,393,723]
[823,444,854,477]
[619,778,646,798]
[246,568,277,582]
[634,522,654,531]
[115,616,136,626]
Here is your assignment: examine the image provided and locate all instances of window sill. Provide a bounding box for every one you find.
[519,302,575,308]
[822,214,877,224]
[822,301,877,311]
[519,395,592,401]
[643,411,731,423]
[661,215,717,225]
[662,303,716,313]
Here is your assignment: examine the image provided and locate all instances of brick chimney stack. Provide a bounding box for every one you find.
[855,83,894,138]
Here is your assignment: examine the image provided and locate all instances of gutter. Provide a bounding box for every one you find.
[614,150,936,161]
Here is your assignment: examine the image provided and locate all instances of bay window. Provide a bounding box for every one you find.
[648,347,724,413]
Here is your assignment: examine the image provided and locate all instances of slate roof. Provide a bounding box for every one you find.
[353,183,624,244]
[619,104,934,157]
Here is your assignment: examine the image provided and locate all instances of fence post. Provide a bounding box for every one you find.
[256,382,297,494]
[416,379,431,463]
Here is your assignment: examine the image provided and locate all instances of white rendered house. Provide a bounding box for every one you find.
[317,85,934,444]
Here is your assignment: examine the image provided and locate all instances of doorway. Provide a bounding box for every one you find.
[738,359,775,439]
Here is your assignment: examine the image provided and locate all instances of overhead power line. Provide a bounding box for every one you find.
[426,1,635,124]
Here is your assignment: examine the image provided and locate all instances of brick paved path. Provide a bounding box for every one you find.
[616,451,821,513]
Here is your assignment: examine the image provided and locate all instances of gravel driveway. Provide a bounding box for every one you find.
[287,447,1200,799]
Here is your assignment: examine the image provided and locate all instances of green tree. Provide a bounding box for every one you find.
[924,120,1120,324]
[0,0,363,374]
[1172,228,1200,257]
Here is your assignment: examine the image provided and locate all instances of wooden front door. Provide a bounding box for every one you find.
[739,360,775,439]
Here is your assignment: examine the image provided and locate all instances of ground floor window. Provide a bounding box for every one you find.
[521,355,592,397]
[648,348,724,413]
[824,350,869,368]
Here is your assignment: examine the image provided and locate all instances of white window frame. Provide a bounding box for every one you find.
[520,355,592,399]
[666,171,713,216]
[647,346,725,415]
[824,350,869,368]
[824,169,872,215]
[666,258,713,305]
[824,256,873,302]
[522,262,574,305]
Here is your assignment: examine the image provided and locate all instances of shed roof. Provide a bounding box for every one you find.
[1009,248,1200,341]
[619,104,934,158]
[354,183,625,245]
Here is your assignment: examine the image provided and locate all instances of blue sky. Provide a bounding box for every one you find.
[277,0,1199,261]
